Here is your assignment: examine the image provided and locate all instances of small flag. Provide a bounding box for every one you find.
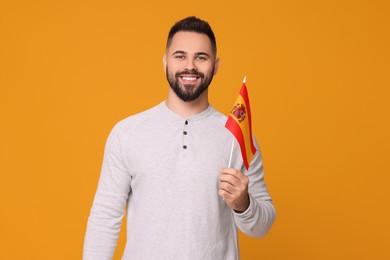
[225,77,257,170]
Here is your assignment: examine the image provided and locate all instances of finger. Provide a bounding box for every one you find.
[221,169,250,189]
[220,173,248,187]
[219,181,234,194]
[220,168,239,175]
[220,174,240,187]
[218,188,233,200]
[218,188,227,198]
[220,168,245,179]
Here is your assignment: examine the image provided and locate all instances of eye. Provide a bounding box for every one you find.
[175,55,185,59]
[196,56,207,61]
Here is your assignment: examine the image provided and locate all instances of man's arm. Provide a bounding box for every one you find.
[219,137,276,238]
[83,126,131,259]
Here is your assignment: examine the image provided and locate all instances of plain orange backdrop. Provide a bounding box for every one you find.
[1,0,389,259]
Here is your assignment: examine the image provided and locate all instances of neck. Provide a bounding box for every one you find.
[166,89,209,117]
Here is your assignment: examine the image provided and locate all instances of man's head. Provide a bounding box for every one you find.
[164,16,220,102]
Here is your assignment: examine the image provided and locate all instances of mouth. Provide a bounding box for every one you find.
[179,75,201,84]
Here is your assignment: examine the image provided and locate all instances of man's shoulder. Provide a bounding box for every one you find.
[112,102,164,134]
[209,105,228,125]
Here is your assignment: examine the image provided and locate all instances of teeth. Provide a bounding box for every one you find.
[182,76,197,80]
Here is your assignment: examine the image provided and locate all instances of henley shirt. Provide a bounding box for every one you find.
[83,101,276,260]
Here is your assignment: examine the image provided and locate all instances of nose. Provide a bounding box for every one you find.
[184,57,197,71]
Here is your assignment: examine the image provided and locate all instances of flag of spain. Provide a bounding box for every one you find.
[225,78,257,170]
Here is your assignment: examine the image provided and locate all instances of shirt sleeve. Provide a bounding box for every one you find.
[233,136,276,238]
[83,125,131,260]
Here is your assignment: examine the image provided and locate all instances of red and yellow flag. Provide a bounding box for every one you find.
[225,78,257,170]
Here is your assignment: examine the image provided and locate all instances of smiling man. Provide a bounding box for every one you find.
[83,16,275,260]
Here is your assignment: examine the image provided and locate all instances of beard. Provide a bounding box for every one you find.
[166,67,214,102]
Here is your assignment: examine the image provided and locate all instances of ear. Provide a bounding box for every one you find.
[163,54,167,73]
[213,57,220,76]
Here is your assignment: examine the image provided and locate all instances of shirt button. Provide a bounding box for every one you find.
[185,120,188,125]
[183,145,187,149]
[183,131,187,135]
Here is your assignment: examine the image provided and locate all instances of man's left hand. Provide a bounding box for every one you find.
[218,168,249,213]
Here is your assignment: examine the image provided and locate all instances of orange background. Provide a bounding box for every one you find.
[1,0,389,259]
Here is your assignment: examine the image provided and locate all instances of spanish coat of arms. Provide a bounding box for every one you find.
[231,103,246,123]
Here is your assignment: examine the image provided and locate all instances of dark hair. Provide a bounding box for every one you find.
[166,16,217,55]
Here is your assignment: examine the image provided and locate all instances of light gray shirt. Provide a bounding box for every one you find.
[83,102,275,260]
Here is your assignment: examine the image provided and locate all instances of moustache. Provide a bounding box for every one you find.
[175,70,204,78]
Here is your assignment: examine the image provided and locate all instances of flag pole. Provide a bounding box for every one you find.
[228,138,234,168]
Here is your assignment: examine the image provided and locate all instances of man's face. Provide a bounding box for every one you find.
[164,31,219,102]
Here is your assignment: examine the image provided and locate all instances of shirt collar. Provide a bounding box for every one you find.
[160,101,215,123]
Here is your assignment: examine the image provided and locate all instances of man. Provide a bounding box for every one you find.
[83,16,275,260]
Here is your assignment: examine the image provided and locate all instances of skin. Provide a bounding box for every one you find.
[163,31,250,213]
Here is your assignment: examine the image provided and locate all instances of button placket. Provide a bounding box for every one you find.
[182,120,189,150]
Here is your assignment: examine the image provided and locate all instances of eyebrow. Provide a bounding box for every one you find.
[172,51,186,55]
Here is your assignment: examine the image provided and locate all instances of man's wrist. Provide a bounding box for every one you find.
[233,194,250,214]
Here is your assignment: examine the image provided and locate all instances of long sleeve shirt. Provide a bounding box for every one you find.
[83,102,276,260]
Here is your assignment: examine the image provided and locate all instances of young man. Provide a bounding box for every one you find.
[83,16,275,260]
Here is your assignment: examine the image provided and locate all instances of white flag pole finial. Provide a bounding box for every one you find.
[243,76,246,83]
